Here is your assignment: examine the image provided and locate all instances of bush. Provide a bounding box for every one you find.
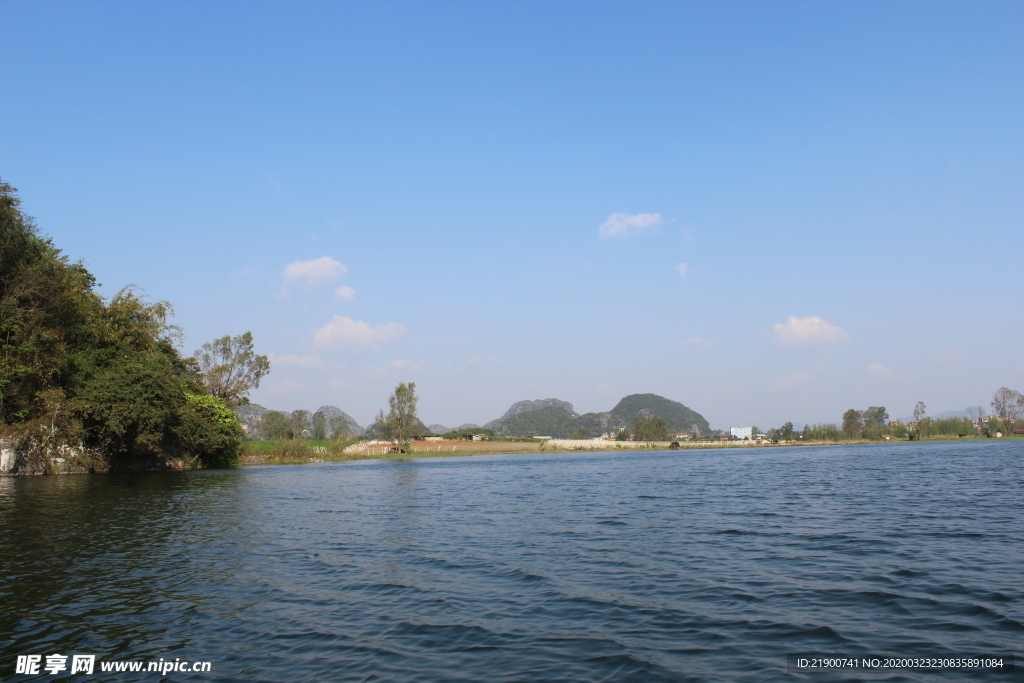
[175,394,243,468]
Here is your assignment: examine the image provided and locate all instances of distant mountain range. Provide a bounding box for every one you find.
[236,393,710,440]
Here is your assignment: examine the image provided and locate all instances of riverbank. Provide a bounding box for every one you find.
[3,434,1012,475]
[240,433,1015,466]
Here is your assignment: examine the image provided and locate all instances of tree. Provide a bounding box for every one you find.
[571,427,588,440]
[260,411,293,440]
[375,382,419,452]
[841,409,863,438]
[290,410,311,438]
[911,401,928,440]
[990,387,1023,434]
[779,422,794,440]
[632,414,669,441]
[328,415,352,439]
[1,180,243,468]
[311,410,327,440]
[862,406,888,439]
[862,406,888,427]
[192,331,270,407]
[967,405,985,429]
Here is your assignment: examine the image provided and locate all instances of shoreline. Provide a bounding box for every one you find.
[2,435,1013,476]
[240,434,1012,466]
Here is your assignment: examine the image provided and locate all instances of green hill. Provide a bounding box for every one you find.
[491,406,579,438]
[610,393,710,435]
[488,393,711,438]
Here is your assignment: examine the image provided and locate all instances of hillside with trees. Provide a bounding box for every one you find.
[0,180,265,471]
[487,393,710,438]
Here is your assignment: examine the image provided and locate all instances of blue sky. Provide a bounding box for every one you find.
[3,1,1022,429]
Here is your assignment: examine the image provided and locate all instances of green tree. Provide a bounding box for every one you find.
[192,332,270,407]
[375,382,419,452]
[1,179,98,424]
[632,414,669,441]
[311,410,327,440]
[571,427,588,440]
[615,428,630,441]
[861,406,888,439]
[862,406,888,427]
[290,410,311,438]
[260,411,293,440]
[841,409,863,438]
[1,180,243,468]
[175,394,244,468]
[779,422,794,440]
[329,414,352,439]
[990,387,1023,434]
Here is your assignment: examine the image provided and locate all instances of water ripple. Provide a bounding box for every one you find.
[1,441,1021,681]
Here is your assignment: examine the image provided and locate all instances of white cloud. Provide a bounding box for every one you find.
[683,337,714,348]
[868,362,890,377]
[772,316,851,347]
[675,262,688,278]
[598,212,663,239]
[283,256,347,289]
[313,315,406,350]
[333,285,356,301]
[774,372,811,389]
[267,353,324,369]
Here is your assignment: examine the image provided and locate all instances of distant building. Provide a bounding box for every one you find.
[730,426,753,440]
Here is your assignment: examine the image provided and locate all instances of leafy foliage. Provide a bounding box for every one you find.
[632,414,670,441]
[0,180,245,468]
[492,406,578,438]
[373,382,420,451]
[192,331,270,407]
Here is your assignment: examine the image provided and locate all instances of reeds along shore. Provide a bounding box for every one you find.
[239,434,1013,465]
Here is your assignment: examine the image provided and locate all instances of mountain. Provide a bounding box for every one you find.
[428,424,452,435]
[313,405,365,437]
[487,393,710,438]
[235,403,272,438]
[484,399,576,428]
[233,403,364,439]
[609,394,711,435]
[490,406,579,437]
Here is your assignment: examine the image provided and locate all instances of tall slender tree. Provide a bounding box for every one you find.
[192,332,270,407]
[376,382,419,453]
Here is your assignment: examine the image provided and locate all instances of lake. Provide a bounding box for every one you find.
[1,441,1020,681]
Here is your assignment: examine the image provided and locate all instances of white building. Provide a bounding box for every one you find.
[730,426,753,440]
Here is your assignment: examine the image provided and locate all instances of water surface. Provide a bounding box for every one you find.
[2,441,1021,681]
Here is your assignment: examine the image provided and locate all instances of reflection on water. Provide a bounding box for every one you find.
[1,441,1021,681]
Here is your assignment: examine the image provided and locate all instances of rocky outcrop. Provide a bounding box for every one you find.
[0,434,187,476]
